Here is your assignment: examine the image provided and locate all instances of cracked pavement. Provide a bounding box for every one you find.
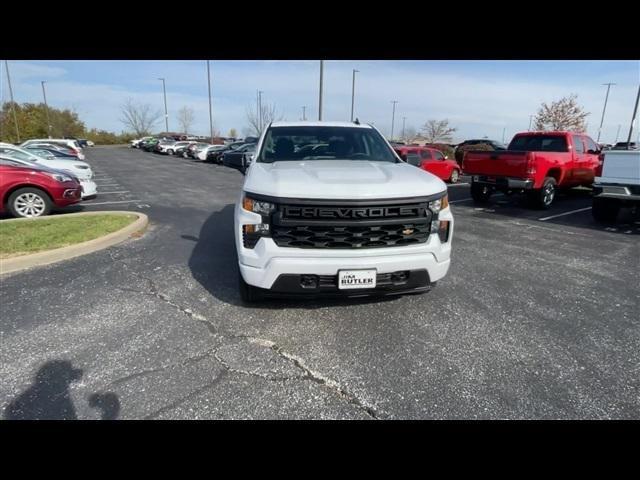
[1,146,638,419]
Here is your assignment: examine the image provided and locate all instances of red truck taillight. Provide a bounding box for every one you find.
[525,153,536,175]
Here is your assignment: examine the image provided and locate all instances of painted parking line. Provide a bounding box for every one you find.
[538,207,592,221]
[447,183,470,187]
[81,199,143,206]
[449,193,504,204]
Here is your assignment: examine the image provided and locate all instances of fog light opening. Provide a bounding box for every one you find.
[300,275,318,289]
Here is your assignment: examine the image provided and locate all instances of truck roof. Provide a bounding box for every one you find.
[270,121,372,129]
[515,131,585,136]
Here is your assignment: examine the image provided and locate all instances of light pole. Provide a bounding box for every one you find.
[626,83,640,147]
[301,106,307,121]
[528,115,534,131]
[350,69,359,122]
[4,61,20,142]
[318,60,324,121]
[41,81,52,138]
[597,82,616,143]
[502,127,506,144]
[206,61,214,141]
[258,90,264,133]
[615,124,621,143]
[158,78,169,133]
[390,100,398,141]
[402,117,406,141]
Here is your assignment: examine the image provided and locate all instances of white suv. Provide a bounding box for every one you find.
[225,121,454,302]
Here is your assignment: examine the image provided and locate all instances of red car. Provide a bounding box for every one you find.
[394,146,462,183]
[0,158,83,218]
[463,131,603,208]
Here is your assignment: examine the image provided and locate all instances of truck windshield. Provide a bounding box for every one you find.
[508,135,568,152]
[257,126,398,163]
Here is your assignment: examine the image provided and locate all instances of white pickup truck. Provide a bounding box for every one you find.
[224,121,454,302]
[592,149,640,222]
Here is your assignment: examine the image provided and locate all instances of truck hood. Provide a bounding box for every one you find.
[243,160,446,200]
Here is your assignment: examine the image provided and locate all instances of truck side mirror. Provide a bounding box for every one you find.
[223,153,247,175]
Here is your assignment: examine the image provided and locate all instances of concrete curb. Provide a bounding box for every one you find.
[0,211,149,276]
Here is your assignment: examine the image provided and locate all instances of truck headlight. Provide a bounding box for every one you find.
[242,195,276,215]
[428,193,449,214]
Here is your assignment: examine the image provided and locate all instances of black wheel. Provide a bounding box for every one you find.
[527,177,556,209]
[470,182,492,203]
[8,187,53,218]
[239,272,262,303]
[592,197,620,223]
[167,149,174,155]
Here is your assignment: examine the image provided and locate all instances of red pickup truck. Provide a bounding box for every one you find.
[463,131,603,208]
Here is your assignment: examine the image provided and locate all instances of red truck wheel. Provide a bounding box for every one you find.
[528,177,556,209]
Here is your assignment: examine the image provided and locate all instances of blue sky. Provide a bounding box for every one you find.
[2,60,638,143]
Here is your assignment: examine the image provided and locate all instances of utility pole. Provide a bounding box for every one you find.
[597,82,616,143]
[390,100,398,141]
[158,78,169,133]
[301,106,307,121]
[529,115,534,131]
[318,60,324,121]
[626,83,640,147]
[206,61,214,141]
[4,60,20,142]
[615,124,621,143]
[258,90,263,133]
[350,69,359,122]
[41,81,52,138]
[402,117,406,141]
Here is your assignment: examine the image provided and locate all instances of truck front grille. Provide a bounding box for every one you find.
[271,201,433,249]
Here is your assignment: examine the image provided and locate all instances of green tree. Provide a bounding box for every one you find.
[1,102,85,143]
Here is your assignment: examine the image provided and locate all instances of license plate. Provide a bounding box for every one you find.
[338,269,376,290]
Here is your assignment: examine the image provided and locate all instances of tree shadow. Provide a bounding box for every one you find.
[3,360,120,420]
[186,204,401,309]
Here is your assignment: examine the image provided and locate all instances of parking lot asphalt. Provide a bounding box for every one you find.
[1,146,638,419]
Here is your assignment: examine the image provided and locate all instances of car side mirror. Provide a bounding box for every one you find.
[587,149,600,155]
[223,153,247,175]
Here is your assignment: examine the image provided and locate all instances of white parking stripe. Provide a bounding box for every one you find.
[447,183,470,187]
[81,200,142,206]
[538,207,592,221]
[449,193,504,204]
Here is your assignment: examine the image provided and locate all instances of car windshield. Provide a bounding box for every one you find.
[0,148,39,163]
[258,126,398,163]
[508,135,568,152]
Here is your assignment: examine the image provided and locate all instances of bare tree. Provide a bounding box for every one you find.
[177,106,195,135]
[403,126,417,142]
[533,94,589,132]
[421,119,457,143]
[119,98,163,137]
[246,102,283,136]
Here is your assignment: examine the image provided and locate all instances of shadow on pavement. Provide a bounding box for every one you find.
[187,204,401,309]
[3,360,120,420]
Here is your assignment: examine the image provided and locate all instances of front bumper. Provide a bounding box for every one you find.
[80,180,97,198]
[472,175,534,190]
[236,203,453,291]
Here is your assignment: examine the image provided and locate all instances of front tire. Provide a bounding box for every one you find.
[167,149,174,155]
[592,197,620,223]
[470,182,492,203]
[449,169,460,184]
[8,187,53,218]
[239,272,262,303]
[527,177,556,209]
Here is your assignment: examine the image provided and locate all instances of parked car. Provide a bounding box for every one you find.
[86,140,95,147]
[159,141,193,155]
[456,139,507,151]
[223,121,453,302]
[173,142,195,157]
[141,138,160,151]
[463,131,603,209]
[153,139,178,154]
[592,149,640,223]
[20,139,85,160]
[394,146,462,183]
[185,142,210,159]
[0,143,97,199]
[612,141,638,150]
[24,146,79,160]
[198,144,226,161]
[0,157,83,218]
[131,137,152,148]
[65,137,89,148]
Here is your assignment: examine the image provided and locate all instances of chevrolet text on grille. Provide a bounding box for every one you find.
[283,206,427,219]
